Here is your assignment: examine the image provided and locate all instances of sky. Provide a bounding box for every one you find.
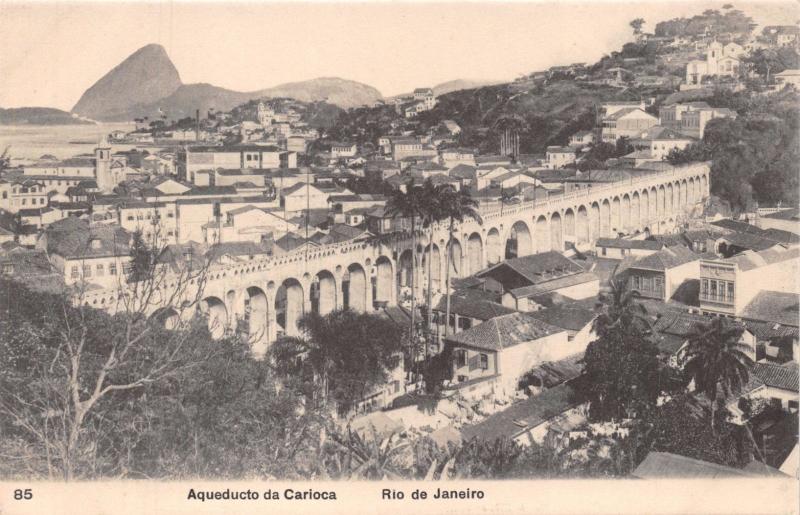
[0,0,796,110]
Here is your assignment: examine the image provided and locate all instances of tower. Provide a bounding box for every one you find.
[95,138,113,192]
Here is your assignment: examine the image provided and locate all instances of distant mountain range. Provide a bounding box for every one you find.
[66,44,502,122]
[69,44,385,121]
[0,107,92,125]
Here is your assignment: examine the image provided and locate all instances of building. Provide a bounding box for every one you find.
[659,102,736,139]
[628,126,696,162]
[601,108,658,142]
[632,452,779,479]
[476,252,600,311]
[568,130,595,148]
[431,288,516,344]
[281,182,330,213]
[330,142,358,159]
[774,69,800,90]
[626,245,701,302]
[444,311,572,400]
[545,146,577,169]
[595,237,664,259]
[36,217,131,289]
[440,148,476,168]
[180,145,297,183]
[526,304,597,347]
[364,160,401,181]
[413,87,436,110]
[685,41,744,87]
[758,208,800,236]
[390,137,437,162]
[460,380,587,445]
[202,206,297,245]
[699,245,800,317]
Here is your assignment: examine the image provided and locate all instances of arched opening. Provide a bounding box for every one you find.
[563,208,576,243]
[590,203,600,243]
[649,187,657,223]
[448,238,463,278]
[534,215,549,253]
[198,296,227,340]
[687,178,695,205]
[506,221,532,259]
[611,197,621,235]
[600,199,611,238]
[245,286,269,344]
[467,232,483,275]
[275,278,304,337]
[151,307,179,331]
[550,212,563,252]
[631,192,640,231]
[621,194,631,232]
[680,180,687,208]
[311,270,337,315]
[700,175,708,199]
[398,249,414,292]
[577,206,589,244]
[666,183,674,215]
[641,189,650,226]
[657,185,666,220]
[422,243,442,292]
[345,263,367,312]
[486,228,502,265]
[374,256,394,307]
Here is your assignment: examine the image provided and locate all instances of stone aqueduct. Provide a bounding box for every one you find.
[83,163,710,355]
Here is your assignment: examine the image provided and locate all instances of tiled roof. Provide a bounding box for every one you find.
[445,312,565,351]
[629,245,699,271]
[460,382,583,441]
[207,241,270,260]
[477,251,584,285]
[596,238,664,251]
[509,271,599,298]
[741,291,799,327]
[715,246,800,272]
[526,304,596,332]
[433,289,513,321]
[751,362,799,392]
[43,217,130,259]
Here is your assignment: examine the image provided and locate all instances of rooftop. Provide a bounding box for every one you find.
[629,245,700,272]
[460,381,584,441]
[741,291,799,327]
[632,452,769,479]
[752,362,799,392]
[445,312,565,351]
[596,237,664,251]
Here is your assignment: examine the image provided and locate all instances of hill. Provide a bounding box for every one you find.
[72,44,182,121]
[72,44,383,121]
[257,77,382,110]
[432,79,502,96]
[0,107,93,125]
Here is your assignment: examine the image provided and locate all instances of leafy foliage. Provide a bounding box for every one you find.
[269,310,404,415]
[580,280,665,421]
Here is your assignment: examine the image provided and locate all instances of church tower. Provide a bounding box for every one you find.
[95,137,113,192]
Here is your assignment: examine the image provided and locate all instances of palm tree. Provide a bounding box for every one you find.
[269,312,333,408]
[592,277,651,337]
[438,186,481,337]
[679,317,754,433]
[494,115,527,162]
[420,179,445,340]
[386,180,426,348]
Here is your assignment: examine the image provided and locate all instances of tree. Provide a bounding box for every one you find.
[629,18,645,36]
[494,115,527,161]
[420,179,445,344]
[386,181,426,350]
[437,186,481,338]
[678,317,754,433]
[580,279,664,421]
[268,310,403,415]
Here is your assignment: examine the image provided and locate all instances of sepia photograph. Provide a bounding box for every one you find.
[0,0,798,513]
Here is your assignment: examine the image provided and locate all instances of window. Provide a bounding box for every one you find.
[96,264,104,276]
[654,276,664,292]
[479,353,489,370]
[82,265,91,277]
[789,400,798,412]
[109,263,117,276]
[458,317,472,330]
[601,247,607,256]
[727,282,735,302]
[3,263,14,275]
[167,212,174,218]
[770,398,782,409]
[455,350,467,368]
[127,215,134,221]
[21,199,26,206]
[71,266,79,278]
[1,192,6,199]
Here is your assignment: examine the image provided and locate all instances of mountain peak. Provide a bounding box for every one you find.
[71,43,182,120]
